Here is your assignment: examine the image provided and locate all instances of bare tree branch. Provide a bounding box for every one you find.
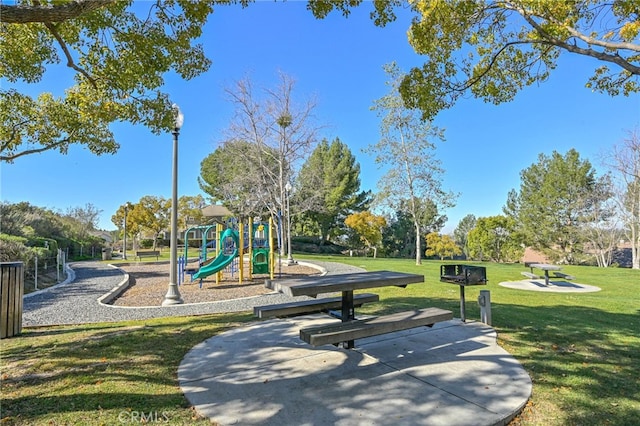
[0,139,70,163]
[43,22,98,88]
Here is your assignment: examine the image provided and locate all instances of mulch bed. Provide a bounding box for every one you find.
[112,261,321,307]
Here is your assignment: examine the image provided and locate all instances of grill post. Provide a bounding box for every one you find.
[478,290,492,325]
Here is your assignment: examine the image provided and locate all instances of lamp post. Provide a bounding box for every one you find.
[276,113,292,258]
[123,202,130,260]
[162,103,184,306]
[285,181,296,265]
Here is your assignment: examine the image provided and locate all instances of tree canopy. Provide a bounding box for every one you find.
[199,139,278,218]
[5,1,636,162]
[296,138,370,242]
[311,1,639,120]
[425,232,461,260]
[453,214,477,259]
[0,0,248,162]
[505,148,611,264]
[219,72,319,225]
[407,1,640,119]
[467,215,523,263]
[344,210,387,258]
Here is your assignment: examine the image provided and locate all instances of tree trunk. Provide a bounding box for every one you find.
[414,222,422,265]
[633,229,639,269]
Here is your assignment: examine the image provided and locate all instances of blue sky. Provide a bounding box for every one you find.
[2,2,638,234]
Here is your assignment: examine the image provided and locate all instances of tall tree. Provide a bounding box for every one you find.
[453,214,477,260]
[367,62,455,265]
[111,202,133,249]
[505,149,610,264]
[65,203,101,239]
[0,0,250,162]
[467,215,523,263]
[344,211,387,258]
[199,139,277,218]
[602,129,640,269]
[296,137,370,243]
[381,209,416,258]
[221,72,319,255]
[130,196,170,250]
[178,195,207,230]
[579,175,621,267]
[425,232,461,260]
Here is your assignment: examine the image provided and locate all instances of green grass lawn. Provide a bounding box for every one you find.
[2,256,638,425]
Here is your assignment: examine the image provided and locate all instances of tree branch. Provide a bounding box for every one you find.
[0,0,115,24]
[43,21,98,88]
[563,23,640,53]
[456,39,553,93]
[0,139,70,163]
[508,2,640,76]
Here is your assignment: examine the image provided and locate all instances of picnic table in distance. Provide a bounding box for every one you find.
[523,263,575,286]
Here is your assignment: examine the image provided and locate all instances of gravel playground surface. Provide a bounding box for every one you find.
[22,260,364,327]
[113,261,323,306]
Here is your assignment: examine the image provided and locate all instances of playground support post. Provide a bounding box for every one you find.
[238,222,244,284]
[162,104,184,306]
[248,217,253,280]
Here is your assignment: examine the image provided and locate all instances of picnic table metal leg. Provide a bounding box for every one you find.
[544,271,550,286]
[341,290,355,349]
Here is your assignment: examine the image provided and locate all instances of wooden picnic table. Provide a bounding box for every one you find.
[267,270,425,348]
[528,263,562,286]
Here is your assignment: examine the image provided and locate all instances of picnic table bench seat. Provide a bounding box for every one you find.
[135,250,160,261]
[552,272,575,280]
[300,307,453,347]
[254,293,380,319]
[521,271,539,279]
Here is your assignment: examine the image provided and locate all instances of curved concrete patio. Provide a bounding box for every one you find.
[179,315,532,426]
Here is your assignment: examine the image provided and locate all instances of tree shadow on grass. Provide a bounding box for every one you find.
[0,317,246,423]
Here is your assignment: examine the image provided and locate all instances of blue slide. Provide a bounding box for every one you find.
[191,229,239,281]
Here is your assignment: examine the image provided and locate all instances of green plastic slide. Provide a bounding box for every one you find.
[191,229,239,281]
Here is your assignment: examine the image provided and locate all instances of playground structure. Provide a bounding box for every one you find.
[180,217,276,286]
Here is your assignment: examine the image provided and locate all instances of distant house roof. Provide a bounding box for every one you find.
[92,230,113,243]
[202,204,233,220]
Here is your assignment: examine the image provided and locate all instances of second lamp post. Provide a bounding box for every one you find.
[162,103,184,306]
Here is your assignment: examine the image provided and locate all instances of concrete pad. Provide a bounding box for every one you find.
[179,316,532,426]
[499,279,601,293]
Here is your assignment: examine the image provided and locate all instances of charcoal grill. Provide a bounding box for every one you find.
[440,265,487,322]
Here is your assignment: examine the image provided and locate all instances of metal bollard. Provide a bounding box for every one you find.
[477,290,492,325]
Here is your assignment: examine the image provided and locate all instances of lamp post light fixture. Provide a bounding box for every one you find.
[285,181,297,265]
[162,103,184,306]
